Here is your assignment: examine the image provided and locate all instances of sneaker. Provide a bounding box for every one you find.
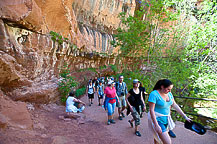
[89,104,91,106]
[168,130,176,138]
[110,119,116,124]
[91,102,93,104]
[128,120,133,128]
[98,103,101,106]
[121,112,125,118]
[107,120,111,125]
[135,131,141,137]
[118,116,123,120]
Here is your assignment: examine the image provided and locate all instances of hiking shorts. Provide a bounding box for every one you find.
[131,107,140,126]
[117,96,127,108]
[88,93,94,99]
[157,121,168,133]
[98,94,104,99]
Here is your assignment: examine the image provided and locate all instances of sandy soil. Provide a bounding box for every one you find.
[0,94,216,144]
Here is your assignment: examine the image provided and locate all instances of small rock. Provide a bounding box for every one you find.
[0,113,7,129]
[63,118,71,121]
[26,103,35,111]
[41,134,47,138]
[33,123,45,130]
[51,136,71,144]
[58,116,64,120]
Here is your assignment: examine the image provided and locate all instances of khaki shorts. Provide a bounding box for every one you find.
[117,96,127,108]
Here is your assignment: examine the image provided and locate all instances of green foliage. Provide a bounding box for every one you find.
[109,64,118,73]
[58,63,78,102]
[99,65,107,70]
[78,67,97,73]
[111,0,216,128]
[75,86,86,98]
[50,31,68,45]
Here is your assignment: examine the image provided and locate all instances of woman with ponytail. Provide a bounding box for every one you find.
[148,79,191,144]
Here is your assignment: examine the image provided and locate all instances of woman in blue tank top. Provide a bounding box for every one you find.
[148,79,191,144]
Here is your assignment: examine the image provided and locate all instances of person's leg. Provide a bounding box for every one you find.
[89,98,91,106]
[157,121,171,144]
[154,139,158,144]
[158,131,171,144]
[110,102,116,124]
[118,97,123,120]
[98,95,101,106]
[120,96,127,117]
[135,125,138,132]
[132,107,141,136]
[107,103,113,125]
[128,119,134,128]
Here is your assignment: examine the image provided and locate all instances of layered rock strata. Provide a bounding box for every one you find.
[0,0,136,104]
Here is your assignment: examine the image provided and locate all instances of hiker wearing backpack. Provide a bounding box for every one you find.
[86,79,95,106]
[115,75,128,120]
[97,81,104,106]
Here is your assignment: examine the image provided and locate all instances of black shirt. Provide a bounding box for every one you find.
[128,88,143,107]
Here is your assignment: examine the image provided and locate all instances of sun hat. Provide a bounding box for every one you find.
[184,120,206,135]
[133,79,139,83]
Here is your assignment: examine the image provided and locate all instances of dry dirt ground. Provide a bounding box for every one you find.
[0,95,216,144]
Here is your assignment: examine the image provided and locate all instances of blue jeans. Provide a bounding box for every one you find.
[107,102,116,116]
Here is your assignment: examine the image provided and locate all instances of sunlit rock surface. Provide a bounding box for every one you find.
[0,0,135,103]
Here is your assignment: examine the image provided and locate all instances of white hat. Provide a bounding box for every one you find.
[133,79,139,83]
[108,80,114,85]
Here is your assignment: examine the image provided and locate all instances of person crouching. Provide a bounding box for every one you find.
[66,91,85,113]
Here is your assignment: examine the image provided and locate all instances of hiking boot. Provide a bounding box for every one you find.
[118,116,123,120]
[168,130,176,138]
[110,119,116,124]
[135,131,141,137]
[121,112,125,118]
[107,120,111,125]
[128,120,133,128]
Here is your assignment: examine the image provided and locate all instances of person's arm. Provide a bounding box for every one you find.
[102,86,104,94]
[141,91,146,111]
[97,87,99,96]
[172,99,191,122]
[93,87,96,93]
[86,86,88,96]
[125,93,133,112]
[149,102,162,134]
[115,90,120,103]
[73,98,85,105]
[125,83,128,95]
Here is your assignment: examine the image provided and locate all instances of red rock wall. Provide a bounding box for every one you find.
[0,0,136,103]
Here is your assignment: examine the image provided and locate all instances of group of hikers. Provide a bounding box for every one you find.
[66,75,191,144]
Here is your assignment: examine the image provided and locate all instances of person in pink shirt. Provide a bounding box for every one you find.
[103,81,119,125]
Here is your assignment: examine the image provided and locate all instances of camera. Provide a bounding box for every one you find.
[121,91,125,96]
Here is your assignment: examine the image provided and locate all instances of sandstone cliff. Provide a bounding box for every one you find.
[0,0,136,129]
[0,0,136,103]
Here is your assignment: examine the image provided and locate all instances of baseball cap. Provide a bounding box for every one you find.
[133,79,139,83]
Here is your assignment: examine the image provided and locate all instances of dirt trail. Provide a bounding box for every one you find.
[0,94,216,144]
[80,95,217,144]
